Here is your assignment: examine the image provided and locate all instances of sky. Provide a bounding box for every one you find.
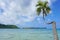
[0,0,60,28]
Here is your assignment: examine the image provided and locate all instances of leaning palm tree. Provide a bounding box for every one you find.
[36,1,59,40]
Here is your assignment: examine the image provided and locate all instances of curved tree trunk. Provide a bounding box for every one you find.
[52,21,59,40]
[47,21,59,40]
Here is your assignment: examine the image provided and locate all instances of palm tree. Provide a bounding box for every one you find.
[36,1,59,40]
[36,1,50,19]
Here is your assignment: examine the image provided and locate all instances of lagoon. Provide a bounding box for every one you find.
[0,29,60,40]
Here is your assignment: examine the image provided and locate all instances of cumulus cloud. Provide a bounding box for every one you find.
[0,0,37,25]
[0,0,56,26]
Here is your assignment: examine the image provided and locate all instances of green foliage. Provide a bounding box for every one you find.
[46,7,51,13]
[36,1,43,7]
[36,7,41,15]
[36,1,51,19]
[0,24,19,29]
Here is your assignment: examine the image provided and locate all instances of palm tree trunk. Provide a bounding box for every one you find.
[52,22,59,40]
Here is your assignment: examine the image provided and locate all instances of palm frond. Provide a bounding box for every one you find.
[36,1,43,7]
[44,1,48,7]
[36,7,41,15]
[36,1,51,20]
[46,7,51,13]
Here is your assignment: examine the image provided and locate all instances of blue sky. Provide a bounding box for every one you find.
[0,0,60,28]
[50,0,60,28]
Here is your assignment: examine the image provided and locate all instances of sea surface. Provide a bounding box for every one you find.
[0,29,60,40]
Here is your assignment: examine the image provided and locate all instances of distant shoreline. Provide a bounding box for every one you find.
[0,24,19,29]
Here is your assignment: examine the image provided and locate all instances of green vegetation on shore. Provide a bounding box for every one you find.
[0,24,19,29]
[0,24,47,29]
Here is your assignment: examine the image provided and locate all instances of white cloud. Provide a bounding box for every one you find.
[0,0,37,25]
[0,0,56,26]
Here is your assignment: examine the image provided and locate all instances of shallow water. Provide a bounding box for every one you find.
[0,29,60,40]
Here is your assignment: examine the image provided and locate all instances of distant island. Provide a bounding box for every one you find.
[22,27,47,29]
[0,24,47,29]
[0,24,19,29]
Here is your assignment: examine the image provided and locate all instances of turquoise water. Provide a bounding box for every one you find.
[0,29,60,40]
